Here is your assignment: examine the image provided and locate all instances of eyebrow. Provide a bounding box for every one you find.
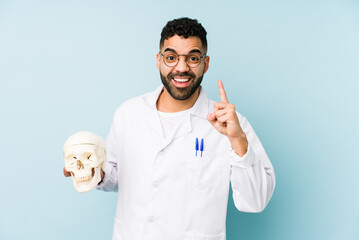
[163,48,203,55]
[188,49,202,54]
[163,48,176,53]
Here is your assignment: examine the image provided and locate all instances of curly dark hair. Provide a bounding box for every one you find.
[160,17,207,52]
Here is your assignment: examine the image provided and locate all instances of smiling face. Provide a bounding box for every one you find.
[156,35,209,100]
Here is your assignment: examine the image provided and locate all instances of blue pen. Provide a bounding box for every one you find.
[195,138,199,156]
[200,138,204,157]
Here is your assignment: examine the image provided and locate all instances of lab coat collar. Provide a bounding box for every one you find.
[190,86,211,119]
[143,85,211,119]
[142,85,211,141]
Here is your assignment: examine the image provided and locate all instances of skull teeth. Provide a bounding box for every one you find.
[75,176,92,183]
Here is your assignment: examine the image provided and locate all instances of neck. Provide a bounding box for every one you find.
[156,88,199,113]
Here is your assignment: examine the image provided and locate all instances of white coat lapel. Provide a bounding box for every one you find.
[142,86,165,137]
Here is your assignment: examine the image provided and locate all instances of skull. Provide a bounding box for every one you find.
[64,131,106,192]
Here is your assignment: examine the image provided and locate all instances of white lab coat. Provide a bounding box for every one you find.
[97,85,275,240]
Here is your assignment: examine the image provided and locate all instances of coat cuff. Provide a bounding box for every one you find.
[229,143,257,168]
[96,163,112,189]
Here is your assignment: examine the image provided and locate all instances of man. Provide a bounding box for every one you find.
[64,17,275,240]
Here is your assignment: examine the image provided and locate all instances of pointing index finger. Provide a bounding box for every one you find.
[218,79,228,103]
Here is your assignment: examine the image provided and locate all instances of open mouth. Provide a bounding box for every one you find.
[172,77,191,88]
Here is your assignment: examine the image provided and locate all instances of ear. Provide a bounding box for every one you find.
[156,52,161,71]
[203,55,210,74]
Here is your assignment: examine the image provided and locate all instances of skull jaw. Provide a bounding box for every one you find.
[72,167,102,193]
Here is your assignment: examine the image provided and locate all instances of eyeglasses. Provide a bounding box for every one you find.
[159,51,206,68]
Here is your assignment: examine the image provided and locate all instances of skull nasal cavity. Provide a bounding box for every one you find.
[77,160,84,170]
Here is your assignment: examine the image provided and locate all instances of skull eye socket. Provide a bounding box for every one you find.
[83,152,94,162]
[65,155,77,165]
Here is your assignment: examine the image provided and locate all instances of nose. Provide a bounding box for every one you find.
[174,55,189,72]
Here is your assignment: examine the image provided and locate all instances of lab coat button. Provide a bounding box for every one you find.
[148,216,154,222]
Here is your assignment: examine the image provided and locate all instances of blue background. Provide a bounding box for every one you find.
[0,0,358,239]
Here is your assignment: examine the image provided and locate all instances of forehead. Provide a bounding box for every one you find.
[162,35,203,53]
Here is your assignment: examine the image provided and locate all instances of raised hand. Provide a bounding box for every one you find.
[207,80,248,156]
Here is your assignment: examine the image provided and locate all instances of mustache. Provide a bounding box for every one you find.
[168,71,196,79]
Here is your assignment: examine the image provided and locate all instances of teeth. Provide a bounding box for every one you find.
[75,175,92,183]
[173,78,190,82]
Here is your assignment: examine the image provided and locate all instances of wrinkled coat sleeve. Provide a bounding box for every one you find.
[228,113,276,212]
[96,107,124,192]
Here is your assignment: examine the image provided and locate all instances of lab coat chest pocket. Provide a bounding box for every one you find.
[186,152,224,191]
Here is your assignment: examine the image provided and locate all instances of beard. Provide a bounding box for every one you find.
[160,70,204,100]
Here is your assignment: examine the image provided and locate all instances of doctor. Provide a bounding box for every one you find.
[64,17,275,240]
